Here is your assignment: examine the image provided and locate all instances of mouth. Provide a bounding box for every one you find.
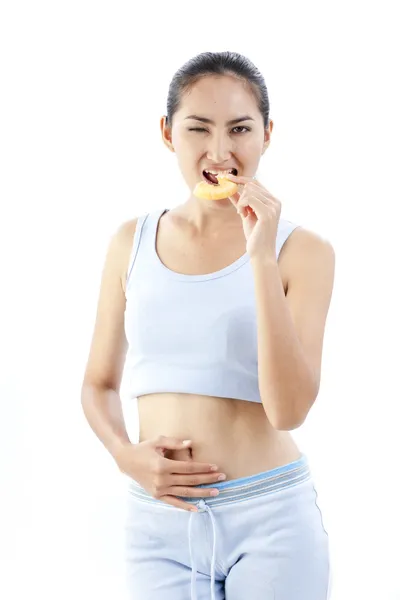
[202,168,238,185]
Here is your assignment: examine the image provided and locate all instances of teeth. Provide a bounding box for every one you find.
[205,169,235,176]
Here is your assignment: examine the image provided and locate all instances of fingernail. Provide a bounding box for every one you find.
[183,440,191,445]
[211,490,219,496]
[210,465,218,471]
[218,474,226,481]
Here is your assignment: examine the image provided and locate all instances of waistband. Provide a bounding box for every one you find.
[128,452,311,508]
[128,453,311,600]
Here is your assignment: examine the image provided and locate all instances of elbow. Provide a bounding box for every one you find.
[261,399,304,431]
[81,380,95,406]
[268,407,305,431]
[271,414,306,431]
[263,388,318,431]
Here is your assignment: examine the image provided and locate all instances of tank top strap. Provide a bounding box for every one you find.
[126,208,167,288]
[276,219,300,258]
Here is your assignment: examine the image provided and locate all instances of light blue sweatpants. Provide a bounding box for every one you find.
[124,453,332,599]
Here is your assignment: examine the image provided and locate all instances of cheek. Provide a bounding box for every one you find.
[174,137,204,169]
[173,131,199,154]
[236,138,264,165]
[242,134,264,153]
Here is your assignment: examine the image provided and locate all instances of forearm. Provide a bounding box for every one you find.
[81,383,132,459]
[251,258,316,430]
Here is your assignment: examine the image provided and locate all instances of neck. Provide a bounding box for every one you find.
[182,195,241,235]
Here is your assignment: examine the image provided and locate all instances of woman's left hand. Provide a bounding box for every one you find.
[226,174,282,261]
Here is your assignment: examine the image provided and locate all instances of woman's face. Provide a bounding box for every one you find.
[161,75,273,195]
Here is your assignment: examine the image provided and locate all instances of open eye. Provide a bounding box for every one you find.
[231,126,251,134]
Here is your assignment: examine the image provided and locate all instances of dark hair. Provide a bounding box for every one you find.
[166,51,270,128]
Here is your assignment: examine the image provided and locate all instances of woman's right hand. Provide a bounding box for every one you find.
[114,435,226,512]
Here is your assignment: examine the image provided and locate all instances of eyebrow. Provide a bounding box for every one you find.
[185,115,255,126]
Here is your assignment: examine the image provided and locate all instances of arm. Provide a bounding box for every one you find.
[251,228,335,430]
[81,218,138,460]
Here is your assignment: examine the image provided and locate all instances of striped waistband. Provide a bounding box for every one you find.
[128,453,312,508]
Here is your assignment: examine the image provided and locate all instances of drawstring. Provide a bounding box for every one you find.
[188,511,198,599]
[188,499,217,600]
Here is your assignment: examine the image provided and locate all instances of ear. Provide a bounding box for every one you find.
[160,115,175,152]
[262,119,273,155]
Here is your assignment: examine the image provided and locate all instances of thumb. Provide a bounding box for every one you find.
[153,435,192,451]
[229,191,240,206]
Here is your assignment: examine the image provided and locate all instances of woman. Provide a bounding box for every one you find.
[81,51,335,599]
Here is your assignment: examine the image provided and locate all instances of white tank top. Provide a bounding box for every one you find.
[123,208,300,403]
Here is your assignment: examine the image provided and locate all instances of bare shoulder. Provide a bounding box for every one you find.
[111,217,139,249]
[279,225,335,291]
[283,225,335,258]
[115,216,139,239]
[108,217,139,293]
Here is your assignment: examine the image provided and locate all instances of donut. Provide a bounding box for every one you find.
[193,173,238,201]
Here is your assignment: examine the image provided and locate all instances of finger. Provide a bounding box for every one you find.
[172,472,226,486]
[154,436,192,451]
[160,495,199,512]
[247,186,278,206]
[164,458,219,474]
[235,191,253,216]
[225,173,256,184]
[236,184,270,204]
[244,182,280,207]
[228,191,240,206]
[229,177,272,202]
[237,195,268,215]
[245,181,269,196]
[169,486,220,498]
[243,206,256,218]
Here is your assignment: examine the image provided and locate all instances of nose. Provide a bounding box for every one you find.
[206,131,233,163]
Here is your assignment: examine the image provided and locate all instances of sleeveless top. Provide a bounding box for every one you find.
[124,208,300,403]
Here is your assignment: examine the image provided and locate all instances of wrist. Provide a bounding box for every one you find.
[250,254,278,269]
[110,437,133,462]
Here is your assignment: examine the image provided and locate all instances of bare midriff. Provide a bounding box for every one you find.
[137,393,301,481]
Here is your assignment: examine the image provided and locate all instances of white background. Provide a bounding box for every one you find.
[1,1,399,598]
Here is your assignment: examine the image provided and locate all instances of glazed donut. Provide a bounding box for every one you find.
[193,174,238,201]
